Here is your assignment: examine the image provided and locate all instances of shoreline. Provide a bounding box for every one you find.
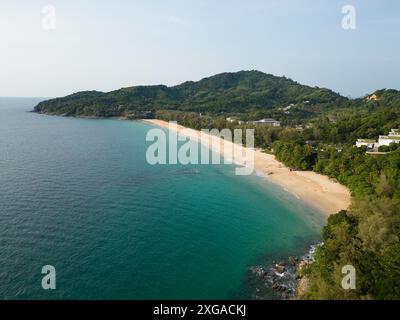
[143,119,351,215]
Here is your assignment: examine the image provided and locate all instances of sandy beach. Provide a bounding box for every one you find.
[143,119,351,215]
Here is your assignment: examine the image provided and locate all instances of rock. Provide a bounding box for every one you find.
[288,256,298,266]
[276,265,285,273]
[272,283,288,293]
[250,266,266,278]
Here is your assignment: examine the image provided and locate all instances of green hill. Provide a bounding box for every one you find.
[34,70,347,117]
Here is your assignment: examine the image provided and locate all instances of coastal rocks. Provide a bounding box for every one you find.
[249,266,266,278]
[301,243,321,264]
[289,256,299,266]
[248,244,323,300]
[294,243,323,298]
[276,265,285,274]
[249,260,296,300]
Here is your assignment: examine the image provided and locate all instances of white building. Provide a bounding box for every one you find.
[250,118,281,127]
[355,139,377,149]
[226,117,244,125]
[356,129,400,150]
[378,135,400,147]
[378,129,400,146]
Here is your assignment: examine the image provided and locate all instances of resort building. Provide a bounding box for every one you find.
[366,94,379,102]
[378,135,400,147]
[250,118,281,127]
[377,129,400,146]
[355,139,377,149]
[355,129,400,150]
[226,117,244,125]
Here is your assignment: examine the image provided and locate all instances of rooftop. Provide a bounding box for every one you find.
[256,118,280,122]
[380,136,400,140]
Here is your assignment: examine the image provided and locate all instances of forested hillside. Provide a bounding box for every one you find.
[34,71,346,118]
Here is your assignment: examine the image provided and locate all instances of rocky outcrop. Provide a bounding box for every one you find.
[248,243,322,300]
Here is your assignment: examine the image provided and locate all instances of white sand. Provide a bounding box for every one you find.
[143,119,351,215]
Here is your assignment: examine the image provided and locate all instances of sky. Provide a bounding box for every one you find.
[0,0,399,98]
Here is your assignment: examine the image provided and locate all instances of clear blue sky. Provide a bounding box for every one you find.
[1,0,399,98]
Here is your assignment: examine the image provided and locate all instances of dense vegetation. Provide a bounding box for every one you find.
[34,71,400,299]
[270,92,400,299]
[34,71,346,120]
[300,197,400,299]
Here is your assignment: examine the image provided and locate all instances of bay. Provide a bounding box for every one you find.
[0,98,324,299]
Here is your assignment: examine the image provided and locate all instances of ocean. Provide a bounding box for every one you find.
[0,98,324,299]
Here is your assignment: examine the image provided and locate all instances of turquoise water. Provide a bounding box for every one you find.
[0,98,325,300]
